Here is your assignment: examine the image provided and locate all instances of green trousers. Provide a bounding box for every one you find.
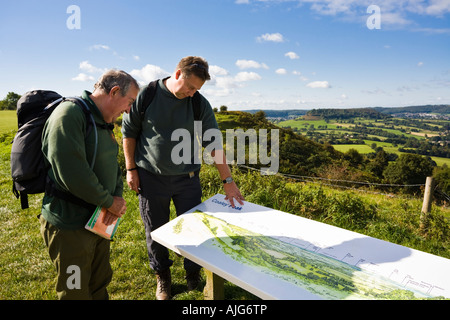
[39,215,113,300]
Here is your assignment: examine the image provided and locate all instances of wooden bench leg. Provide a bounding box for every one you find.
[203,269,224,300]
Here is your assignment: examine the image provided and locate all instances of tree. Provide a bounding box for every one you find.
[367,149,389,179]
[344,148,363,167]
[0,92,21,110]
[253,110,266,122]
[433,164,450,195]
[383,153,434,193]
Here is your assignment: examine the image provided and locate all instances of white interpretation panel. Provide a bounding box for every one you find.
[151,194,450,300]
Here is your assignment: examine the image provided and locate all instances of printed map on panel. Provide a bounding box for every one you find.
[152,194,450,300]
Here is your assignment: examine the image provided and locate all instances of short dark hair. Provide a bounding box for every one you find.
[177,56,211,81]
[94,69,139,96]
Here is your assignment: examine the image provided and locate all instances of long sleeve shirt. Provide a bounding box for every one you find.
[121,78,219,176]
[41,91,123,230]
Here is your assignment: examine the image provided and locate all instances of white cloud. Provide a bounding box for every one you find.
[236,59,269,69]
[89,44,110,51]
[256,32,284,43]
[205,69,263,98]
[203,75,238,97]
[276,68,287,75]
[79,61,106,74]
[133,55,140,61]
[380,12,412,26]
[72,73,95,82]
[307,81,331,88]
[409,0,450,16]
[216,76,237,88]
[130,64,170,84]
[235,71,262,82]
[285,51,299,59]
[413,27,450,34]
[361,88,387,95]
[209,65,229,76]
[425,1,450,16]
[417,61,424,67]
[250,1,450,30]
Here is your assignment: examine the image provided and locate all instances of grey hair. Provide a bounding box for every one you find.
[94,69,139,96]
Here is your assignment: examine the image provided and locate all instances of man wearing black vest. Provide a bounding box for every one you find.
[122,56,244,300]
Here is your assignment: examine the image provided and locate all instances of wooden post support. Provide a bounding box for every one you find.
[203,269,224,300]
[420,176,434,233]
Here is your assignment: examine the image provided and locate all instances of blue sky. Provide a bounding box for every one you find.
[1,0,449,110]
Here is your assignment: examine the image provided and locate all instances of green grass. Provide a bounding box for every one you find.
[0,126,256,300]
[0,111,18,132]
[332,144,374,154]
[332,144,450,167]
[2,112,449,300]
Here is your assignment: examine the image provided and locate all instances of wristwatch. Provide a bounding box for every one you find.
[222,177,233,184]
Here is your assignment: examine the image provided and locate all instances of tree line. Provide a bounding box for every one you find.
[216,110,450,200]
[0,92,21,110]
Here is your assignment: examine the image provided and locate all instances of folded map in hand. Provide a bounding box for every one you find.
[85,206,121,240]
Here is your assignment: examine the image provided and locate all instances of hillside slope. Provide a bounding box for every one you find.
[215,111,344,176]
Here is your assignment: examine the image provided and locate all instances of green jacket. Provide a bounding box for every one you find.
[41,91,123,230]
[121,78,219,175]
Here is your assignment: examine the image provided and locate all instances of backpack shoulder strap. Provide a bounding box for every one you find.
[140,77,176,119]
[44,97,99,212]
[65,97,98,170]
[192,91,202,121]
[141,77,202,121]
[141,80,158,114]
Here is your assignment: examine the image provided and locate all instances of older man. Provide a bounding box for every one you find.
[40,69,139,300]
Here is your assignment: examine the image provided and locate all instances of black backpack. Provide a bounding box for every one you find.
[140,77,202,120]
[11,90,98,210]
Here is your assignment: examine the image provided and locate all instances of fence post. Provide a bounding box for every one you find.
[420,176,434,233]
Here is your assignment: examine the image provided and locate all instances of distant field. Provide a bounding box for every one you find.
[332,144,373,154]
[0,111,17,132]
[279,119,340,130]
[278,118,430,140]
[332,144,450,167]
[277,117,450,167]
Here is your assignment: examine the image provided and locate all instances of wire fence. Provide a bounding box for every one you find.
[236,164,449,201]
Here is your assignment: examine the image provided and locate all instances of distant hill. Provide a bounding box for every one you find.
[242,105,450,120]
[374,105,450,115]
[214,109,448,189]
[215,110,363,179]
[306,108,390,120]
[243,109,308,119]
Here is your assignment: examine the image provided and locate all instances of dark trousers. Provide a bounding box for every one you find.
[138,167,202,273]
[39,215,112,300]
